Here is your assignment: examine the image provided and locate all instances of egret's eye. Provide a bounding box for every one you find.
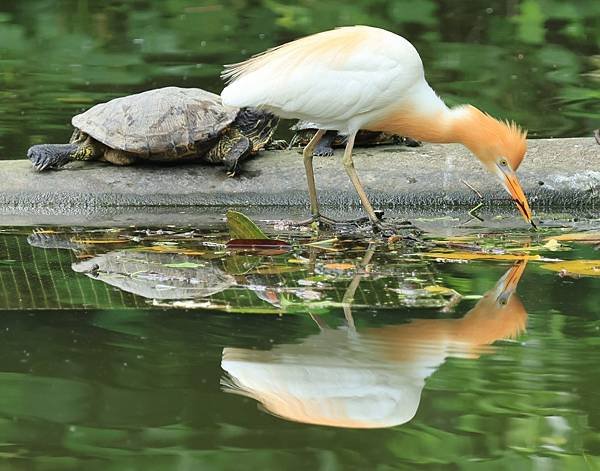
[499,158,508,167]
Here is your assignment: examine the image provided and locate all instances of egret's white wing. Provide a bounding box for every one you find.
[221,26,425,131]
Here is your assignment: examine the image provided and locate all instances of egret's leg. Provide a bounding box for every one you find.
[341,245,376,330]
[342,132,381,226]
[303,129,326,218]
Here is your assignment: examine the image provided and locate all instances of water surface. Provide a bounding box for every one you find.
[1,1,600,468]
[0,222,599,468]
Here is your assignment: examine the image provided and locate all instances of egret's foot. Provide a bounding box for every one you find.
[371,219,421,239]
[317,210,386,227]
[371,220,397,237]
[293,212,379,229]
[295,214,348,228]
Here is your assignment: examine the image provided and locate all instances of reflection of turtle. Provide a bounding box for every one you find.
[72,251,236,300]
[28,230,236,300]
[289,121,421,156]
[27,87,279,175]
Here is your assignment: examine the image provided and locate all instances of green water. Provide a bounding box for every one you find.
[1,223,600,468]
[1,0,600,468]
[1,0,599,162]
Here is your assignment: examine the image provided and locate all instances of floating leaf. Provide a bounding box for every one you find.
[72,238,129,245]
[251,265,305,275]
[298,275,333,284]
[153,299,283,314]
[163,262,204,268]
[303,238,341,251]
[292,289,323,301]
[323,263,355,270]
[227,239,291,250]
[503,238,566,252]
[134,246,206,256]
[422,251,543,261]
[423,285,460,296]
[0,260,16,265]
[288,257,309,265]
[226,210,268,240]
[540,260,600,277]
[224,255,259,275]
[547,232,600,243]
[542,239,562,251]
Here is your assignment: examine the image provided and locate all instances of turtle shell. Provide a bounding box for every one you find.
[71,87,239,156]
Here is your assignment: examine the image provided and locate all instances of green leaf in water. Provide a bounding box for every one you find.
[226,210,268,240]
[226,239,291,250]
[163,262,204,268]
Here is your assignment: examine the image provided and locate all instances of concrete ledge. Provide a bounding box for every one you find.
[1,138,598,213]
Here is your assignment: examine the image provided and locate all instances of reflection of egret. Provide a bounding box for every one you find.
[221,260,528,428]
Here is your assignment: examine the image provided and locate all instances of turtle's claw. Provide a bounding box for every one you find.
[401,137,422,147]
[313,147,335,157]
[27,144,71,171]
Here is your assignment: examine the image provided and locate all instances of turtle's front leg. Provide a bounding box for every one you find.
[312,130,338,156]
[27,141,99,171]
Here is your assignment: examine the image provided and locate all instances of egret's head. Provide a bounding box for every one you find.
[456,106,533,226]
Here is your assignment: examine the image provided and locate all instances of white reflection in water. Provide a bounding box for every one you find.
[221,260,527,428]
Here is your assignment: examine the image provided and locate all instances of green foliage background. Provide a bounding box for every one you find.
[0,0,598,158]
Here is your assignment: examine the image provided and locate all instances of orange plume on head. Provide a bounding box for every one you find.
[453,105,528,169]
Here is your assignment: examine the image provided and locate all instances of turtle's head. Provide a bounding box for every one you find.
[233,108,280,152]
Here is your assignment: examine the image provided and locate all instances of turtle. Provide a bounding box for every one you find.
[27,87,279,175]
[72,250,236,300]
[288,121,421,156]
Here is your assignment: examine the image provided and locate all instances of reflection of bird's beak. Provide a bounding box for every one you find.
[493,259,528,305]
[497,164,535,228]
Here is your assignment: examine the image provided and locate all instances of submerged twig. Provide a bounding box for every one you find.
[461,179,483,199]
[460,179,485,224]
[467,202,485,222]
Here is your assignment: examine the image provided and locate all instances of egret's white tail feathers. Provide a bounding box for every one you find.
[221,26,393,84]
[222,41,293,83]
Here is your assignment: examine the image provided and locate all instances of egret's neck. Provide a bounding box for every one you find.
[364,83,491,153]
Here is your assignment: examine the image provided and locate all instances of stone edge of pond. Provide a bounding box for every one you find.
[1,137,598,213]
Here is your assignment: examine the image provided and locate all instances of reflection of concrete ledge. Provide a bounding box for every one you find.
[1,138,598,215]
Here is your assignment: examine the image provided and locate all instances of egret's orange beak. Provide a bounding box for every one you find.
[493,259,528,305]
[497,163,535,228]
